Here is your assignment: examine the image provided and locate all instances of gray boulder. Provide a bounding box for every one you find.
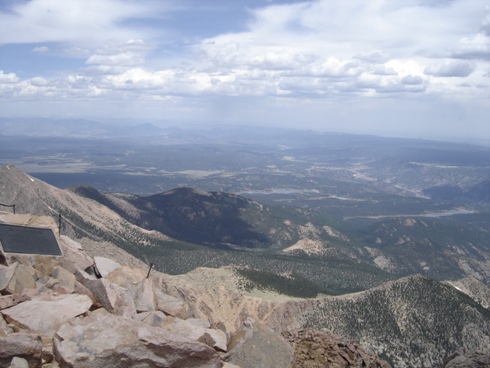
[54,308,221,368]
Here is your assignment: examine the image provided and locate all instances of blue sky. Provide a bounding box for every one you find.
[0,0,489,141]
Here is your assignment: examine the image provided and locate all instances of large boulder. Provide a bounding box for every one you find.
[155,289,189,318]
[0,263,37,295]
[51,266,76,291]
[0,334,42,368]
[106,266,158,312]
[54,308,221,368]
[58,236,93,273]
[164,317,228,352]
[76,269,136,318]
[1,293,92,337]
[0,294,27,310]
[225,317,294,368]
[93,256,122,278]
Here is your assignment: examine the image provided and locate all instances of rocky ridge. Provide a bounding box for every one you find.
[0,213,390,367]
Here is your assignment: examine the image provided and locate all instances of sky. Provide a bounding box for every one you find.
[0,0,489,141]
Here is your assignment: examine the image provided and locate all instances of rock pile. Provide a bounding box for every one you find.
[0,216,233,367]
[282,329,392,368]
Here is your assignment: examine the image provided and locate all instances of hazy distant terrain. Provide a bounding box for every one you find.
[2,119,490,367]
[1,119,489,286]
[1,120,489,225]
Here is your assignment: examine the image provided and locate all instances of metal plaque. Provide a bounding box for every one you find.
[0,223,62,256]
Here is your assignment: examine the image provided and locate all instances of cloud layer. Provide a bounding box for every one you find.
[0,0,489,139]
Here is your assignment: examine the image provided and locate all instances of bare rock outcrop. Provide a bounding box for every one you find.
[58,236,93,273]
[0,211,400,368]
[53,308,221,368]
[0,214,235,367]
[76,272,137,318]
[155,288,190,318]
[137,310,167,327]
[282,328,392,368]
[225,317,294,368]
[442,351,490,368]
[105,266,158,312]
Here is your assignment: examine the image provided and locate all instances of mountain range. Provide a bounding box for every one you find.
[1,165,490,366]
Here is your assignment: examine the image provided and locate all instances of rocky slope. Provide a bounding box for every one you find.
[2,211,490,367]
[2,165,490,366]
[0,165,396,293]
[154,267,490,368]
[4,165,490,293]
[0,165,171,249]
[0,213,390,367]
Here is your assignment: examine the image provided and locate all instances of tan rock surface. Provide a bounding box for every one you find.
[78,277,136,318]
[153,267,284,333]
[164,317,228,352]
[225,317,294,368]
[58,236,93,273]
[94,256,122,278]
[106,266,158,312]
[155,289,189,318]
[54,308,221,368]
[0,263,37,295]
[1,293,92,337]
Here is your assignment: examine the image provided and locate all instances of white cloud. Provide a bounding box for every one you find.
[1,0,490,140]
[0,0,167,46]
[86,52,145,67]
[191,0,487,100]
[401,75,424,85]
[32,45,49,53]
[425,60,476,77]
[451,33,490,59]
[0,70,20,84]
